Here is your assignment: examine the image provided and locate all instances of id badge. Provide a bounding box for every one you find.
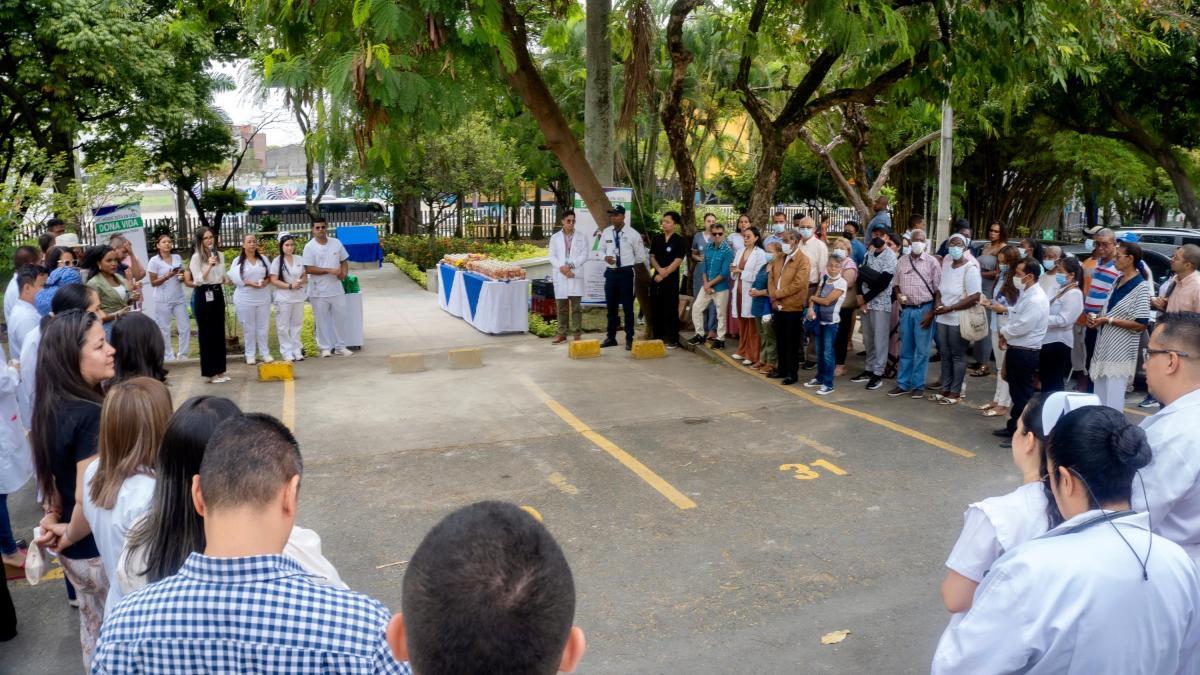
[205,290,214,303]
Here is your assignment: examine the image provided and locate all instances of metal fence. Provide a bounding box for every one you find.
[420,205,559,238]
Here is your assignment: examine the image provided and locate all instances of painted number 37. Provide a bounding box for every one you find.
[779,459,847,480]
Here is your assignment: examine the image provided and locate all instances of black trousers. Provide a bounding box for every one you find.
[834,306,856,365]
[650,274,680,345]
[605,267,635,342]
[774,310,804,378]
[1039,341,1072,393]
[0,558,15,641]
[194,284,227,377]
[1006,347,1041,433]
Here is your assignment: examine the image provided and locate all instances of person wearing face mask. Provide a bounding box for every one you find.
[932,406,1200,674]
[976,245,1020,419]
[771,211,788,236]
[766,231,811,385]
[1039,245,1062,295]
[1088,241,1152,409]
[804,257,847,395]
[795,217,829,370]
[890,229,941,397]
[1040,256,1085,393]
[971,221,1008,378]
[930,233,982,405]
[842,220,866,266]
[852,224,896,391]
[993,258,1050,447]
[689,213,720,341]
[940,393,1094,621]
[749,241,781,375]
[830,239,859,377]
[1081,228,1120,390]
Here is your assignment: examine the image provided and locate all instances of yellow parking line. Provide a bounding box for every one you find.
[521,377,697,510]
[710,350,975,459]
[282,379,296,431]
[1125,407,1150,418]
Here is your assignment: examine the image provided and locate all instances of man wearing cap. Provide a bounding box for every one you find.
[851,223,896,390]
[600,205,646,350]
[687,222,734,350]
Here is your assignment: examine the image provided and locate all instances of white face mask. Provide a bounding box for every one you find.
[910,241,927,255]
[799,228,814,239]
[773,223,786,233]
[781,242,793,255]
[832,250,847,260]
[901,246,911,256]
[1015,275,1029,291]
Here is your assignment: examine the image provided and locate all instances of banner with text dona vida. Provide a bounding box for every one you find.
[93,202,145,237]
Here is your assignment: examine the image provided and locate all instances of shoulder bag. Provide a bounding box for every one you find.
[957,262,988,342]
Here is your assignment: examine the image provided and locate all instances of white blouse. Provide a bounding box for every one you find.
[228,256,273,305]
[270,255,308,304]
[189,252,226,285]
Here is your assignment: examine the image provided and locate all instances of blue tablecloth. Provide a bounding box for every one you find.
[335,225,383,266]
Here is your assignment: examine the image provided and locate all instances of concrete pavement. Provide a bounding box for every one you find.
[3,266,1072,673]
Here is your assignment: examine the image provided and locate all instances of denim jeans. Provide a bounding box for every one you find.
[898,305,935,391]
[0,493,16,555]
[816,322,839,387]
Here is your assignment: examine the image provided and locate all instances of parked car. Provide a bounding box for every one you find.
[1113,227,1200,257]
[1060,244,1172,290]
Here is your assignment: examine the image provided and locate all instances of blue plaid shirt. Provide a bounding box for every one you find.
[92,553,410,675]
[703,241,734,292]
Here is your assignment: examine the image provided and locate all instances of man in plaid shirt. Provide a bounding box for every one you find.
[890,228,943,397]
[92,414,409,675]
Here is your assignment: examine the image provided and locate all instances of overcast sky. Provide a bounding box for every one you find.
[210,61,305,147]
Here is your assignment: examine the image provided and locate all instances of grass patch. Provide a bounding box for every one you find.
[386,254,428,287]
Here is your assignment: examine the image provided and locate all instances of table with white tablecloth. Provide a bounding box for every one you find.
[436,263,529,334]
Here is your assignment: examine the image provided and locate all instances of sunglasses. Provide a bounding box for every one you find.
[313,225,328,231]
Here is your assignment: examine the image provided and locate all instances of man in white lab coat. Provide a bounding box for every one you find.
[1134,311,1200,561]
[933,405,1200,674]
[548,212,588,343]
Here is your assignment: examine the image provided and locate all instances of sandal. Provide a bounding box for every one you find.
[939,395,961,405]
[969,365,991,377]
[975,401,997,411]
[927,392,948,403]
[982,407,1008,417]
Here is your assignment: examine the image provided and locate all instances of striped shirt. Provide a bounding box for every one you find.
[92,553,410,674]
[1083,258,1118,315]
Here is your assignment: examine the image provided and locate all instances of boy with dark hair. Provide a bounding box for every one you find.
[93,413,409,674]
[5,245,40,324]
[388,501,586,675]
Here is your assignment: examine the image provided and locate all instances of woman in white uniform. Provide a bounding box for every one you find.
[940,392,1099,616]
[144,234,189,361]
[933,406,1200,674]
[227,234,274,365]
[269,234,308,362]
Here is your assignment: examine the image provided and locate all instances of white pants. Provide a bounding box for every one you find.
[275,301,305,359]
[154,300,190,361]
[236,302,271,361]
[1094,376,1130,411]
[991,319,1011,407]
[861,308,891,376]
[692,289,729,339]
[310,295,346,351]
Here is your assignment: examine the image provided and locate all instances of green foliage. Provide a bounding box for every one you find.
[386,253,428,287]
[528,312,557,338]
[380,235,546,270]
[199,188,247,220]
[301,305,319,357]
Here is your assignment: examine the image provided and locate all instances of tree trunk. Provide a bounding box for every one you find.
[585,0,614,185]
[497,0,612,219]
[746,130,786,225]
[395,195,421,235]
[661,0,702,238]
[176,186,189,243]
[1153,147,1200,227]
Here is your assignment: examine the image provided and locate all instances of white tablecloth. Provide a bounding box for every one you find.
[343,293,364,348]
[437,264,528,334]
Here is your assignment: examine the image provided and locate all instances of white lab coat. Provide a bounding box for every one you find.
[0,364,31,494]
[932,510,1200,674]
[732,246,767,318]
[1133,388,1200,562]
[548,229,588,298]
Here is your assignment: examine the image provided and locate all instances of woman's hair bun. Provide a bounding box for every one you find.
[1110,425,1152,470]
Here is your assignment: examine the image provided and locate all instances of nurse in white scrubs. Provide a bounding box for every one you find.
[940,392,1101,616]
[933,406,1200,674]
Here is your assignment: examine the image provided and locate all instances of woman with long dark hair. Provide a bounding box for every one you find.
[228,233,273,365]
[110,312,168,384]
[186,227,228,383]
[934,405,1200,672]
[145,233,189,361]
[731,225,767,366]
[84,245,138,336]
[977,245,1021,418]
[269,234,308,361]
[30,309,115,667]
[119,396,344,593]
[19,284,99,429]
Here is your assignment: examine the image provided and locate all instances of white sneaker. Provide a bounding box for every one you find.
[334,347,353,357]
[817,386,834,396]
[209,375,230,384]
[262,355,274,363]
[731,353,743,361]
[281,354,294,362]
[245,357,256,366]
[803,378,821,388]
[321,350,332,358]
[294,353,305,361]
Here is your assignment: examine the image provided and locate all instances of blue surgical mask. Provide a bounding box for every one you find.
[799,227,814,239]
[901,246,911,256]
[998,263,1010,272]
[1043,259,1055,271]
[1055,273,1068,286]
[832,250,847,260]
[948,246,965,261]
[773,224,786,233]
[1085,239,1095,252]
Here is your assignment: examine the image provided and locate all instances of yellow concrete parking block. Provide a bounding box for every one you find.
[388,353,426,374]
[631,339,666,360]
[449,347,484,369]
[257,361,294,382]
[568,339,601,360]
